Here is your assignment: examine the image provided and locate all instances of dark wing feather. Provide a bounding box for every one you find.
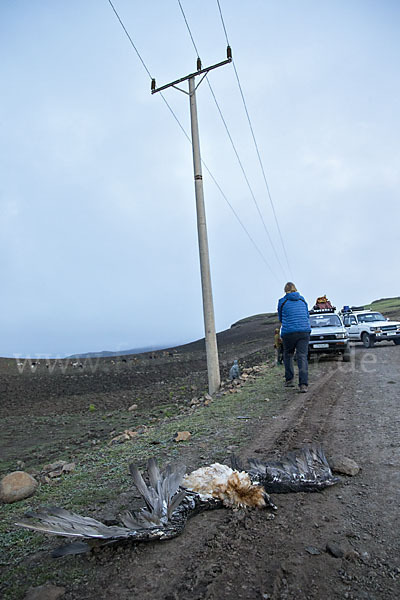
[128,460,186,525]
[167,489,187,518]
[147,457,161,490]
[129,464,154,512]
[230,454,244,472]
[15,460,189,549]
[52,541,92,557]
[15,506,131,539]
[247,443,340,493]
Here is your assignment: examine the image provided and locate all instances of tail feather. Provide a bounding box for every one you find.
[167,489,188,518]
[128,460,186,524]
[129,464,154,512]
[147,458,161,490]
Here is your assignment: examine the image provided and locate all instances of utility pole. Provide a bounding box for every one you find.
[151,49,232,395]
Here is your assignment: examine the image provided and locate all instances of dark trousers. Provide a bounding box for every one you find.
[282,331,310,386]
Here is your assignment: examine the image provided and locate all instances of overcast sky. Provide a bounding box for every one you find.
[1,0,399,357]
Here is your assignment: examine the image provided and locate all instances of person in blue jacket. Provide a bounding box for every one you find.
[277,282,311,392]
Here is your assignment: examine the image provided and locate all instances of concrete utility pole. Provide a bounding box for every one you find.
[151,49,232,394]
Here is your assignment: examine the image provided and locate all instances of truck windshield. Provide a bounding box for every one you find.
[357,312,385,323]
[310,315,342,328]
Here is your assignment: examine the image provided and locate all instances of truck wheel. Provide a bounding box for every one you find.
[342,349,351,362]
[394,339,400,345]
[362,332,374,348]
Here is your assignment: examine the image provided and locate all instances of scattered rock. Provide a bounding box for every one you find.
[128,403,138,411]
[326,541,345,558]
[330,456,360,476]
[0,471,38,503]
[174,431,191,442]
[136,425,148,434]
[360,551,370,563]
[305,545,321,555]
[204,393,212,401]
[62,462,75,472]
[345,549,360,562]
[109,430,138,445]
[24,584,66,600]
[41,461,76,478]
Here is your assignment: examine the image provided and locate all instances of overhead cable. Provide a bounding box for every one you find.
[177,0,287,277]
[205,79,286,276]
[177,0,200,58]
[106,0,279,280]
[215,0,292,276]
[107,0,153,79]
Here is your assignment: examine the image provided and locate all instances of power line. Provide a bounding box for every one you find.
[202,160,279,279]
[177,0,200,58]
[106,0,279,280]
[216,0,230,46]
[205,79,286,276]
[215,0,292,276]
[149,94,279,281]
[107,0,152,79]
[177,0,287,277]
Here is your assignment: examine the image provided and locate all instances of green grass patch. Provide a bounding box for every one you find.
[366,297,400,320]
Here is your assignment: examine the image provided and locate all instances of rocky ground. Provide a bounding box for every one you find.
[1,312,400,599]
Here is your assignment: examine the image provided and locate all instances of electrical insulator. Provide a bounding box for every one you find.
[227,46,232,60]
[197,57,202,71]
[151,79,156,91]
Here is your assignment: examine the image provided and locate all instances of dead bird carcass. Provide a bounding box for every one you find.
[15,444,339,557]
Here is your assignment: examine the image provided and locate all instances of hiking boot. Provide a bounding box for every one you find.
[285,380,295,388]
[299,384,308,393]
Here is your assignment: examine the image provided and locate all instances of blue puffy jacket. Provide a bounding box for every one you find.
[278,292,311,336]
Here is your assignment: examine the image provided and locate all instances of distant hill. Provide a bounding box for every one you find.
[367,297,400,319]
[68,312,279,360]
[68,345,167,359]
[49,296,400,360]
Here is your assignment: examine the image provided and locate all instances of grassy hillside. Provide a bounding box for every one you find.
[367,297,400,319]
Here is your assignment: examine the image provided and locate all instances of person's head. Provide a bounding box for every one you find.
[275,328,280,334]
[284,282,297,294]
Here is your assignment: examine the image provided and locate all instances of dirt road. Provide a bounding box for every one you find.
[53,344,399,600]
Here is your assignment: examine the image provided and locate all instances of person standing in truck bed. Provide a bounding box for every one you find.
[277,282,311,393]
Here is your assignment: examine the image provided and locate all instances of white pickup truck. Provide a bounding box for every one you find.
[308,308,350,361]
[340,308,400,348]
